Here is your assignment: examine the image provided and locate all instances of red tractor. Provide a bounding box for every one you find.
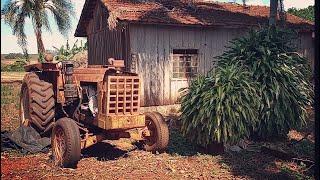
[20,58,169,167]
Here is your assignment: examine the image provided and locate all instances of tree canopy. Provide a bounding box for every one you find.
[287,6,314,22]
[1,0,75,55]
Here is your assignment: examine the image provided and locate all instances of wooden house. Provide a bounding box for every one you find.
[75,0,314,107]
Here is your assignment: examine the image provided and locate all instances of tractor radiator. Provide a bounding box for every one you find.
[103,75,140,115]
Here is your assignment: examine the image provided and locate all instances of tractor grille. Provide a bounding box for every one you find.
[104,76,140,115]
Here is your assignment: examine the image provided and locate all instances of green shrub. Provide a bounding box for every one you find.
[217,27,312,138]
[4,53,24,59]
[38,52,45,63]
[1,60,27,72]
[180,27,313,146]
[180,64,260,145]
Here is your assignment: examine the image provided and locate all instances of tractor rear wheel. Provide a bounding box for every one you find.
[51,118,81,168]
[143,112,169,153]
[20,72,55,134]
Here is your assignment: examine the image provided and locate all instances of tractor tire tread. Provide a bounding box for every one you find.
[20,72,55,133]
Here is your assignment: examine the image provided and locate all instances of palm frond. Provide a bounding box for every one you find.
[1,0,75,52]
[44,0,75,36]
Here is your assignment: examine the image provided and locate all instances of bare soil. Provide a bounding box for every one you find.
[1,82,315,180]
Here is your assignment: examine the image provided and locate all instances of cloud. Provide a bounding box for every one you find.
[1,32,85,54]
[244,0,265,6]
[74,0,85,18]
[283,0,314,10]
[1,35,35,54]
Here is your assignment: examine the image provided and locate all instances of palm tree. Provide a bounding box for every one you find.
[1,0,75,56]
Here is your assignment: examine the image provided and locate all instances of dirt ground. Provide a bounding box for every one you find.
[1,82,315,180]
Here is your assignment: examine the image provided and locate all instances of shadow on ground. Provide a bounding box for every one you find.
[81,142,129,161]
[219,150,292,179]
[166,117,315,179]
[167,128,199,156]
[166,127,292,179]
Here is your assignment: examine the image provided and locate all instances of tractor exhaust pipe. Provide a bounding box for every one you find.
[62,61,78,103]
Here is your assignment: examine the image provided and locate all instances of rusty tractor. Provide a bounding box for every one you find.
[20,57,169,167]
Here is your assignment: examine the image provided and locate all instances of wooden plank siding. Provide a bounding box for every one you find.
[128,24,313,107]
[87,1,130,68]
[128,24,247,106]
[298,32,315,73]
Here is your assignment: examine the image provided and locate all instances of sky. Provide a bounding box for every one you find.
[0,0,314,54]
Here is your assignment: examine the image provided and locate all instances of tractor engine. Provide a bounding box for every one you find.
[58,59,142,130]
[80,85,98,117]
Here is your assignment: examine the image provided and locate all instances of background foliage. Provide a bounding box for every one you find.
[1,60,27,72]
[53,39,88,61]
[287,6,314,22]
[3,53,25,59]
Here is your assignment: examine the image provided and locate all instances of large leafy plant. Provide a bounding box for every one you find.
[180,27,313,146]
[218,27,312,138]
[180,64,260,145]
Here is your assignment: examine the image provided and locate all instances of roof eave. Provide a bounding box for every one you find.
[74,0,97,37]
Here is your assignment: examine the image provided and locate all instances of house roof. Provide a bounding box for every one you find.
[75,0,314,37]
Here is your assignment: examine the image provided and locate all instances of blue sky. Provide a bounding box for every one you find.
[0,0,314,54]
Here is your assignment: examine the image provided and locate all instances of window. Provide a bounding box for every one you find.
[172,49,198,79]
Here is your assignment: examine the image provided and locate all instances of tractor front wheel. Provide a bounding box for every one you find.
[51,118,81,168]
[143,112,169,153]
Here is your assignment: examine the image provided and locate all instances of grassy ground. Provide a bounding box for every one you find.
[1,83,21,131]
[1,83,315,179]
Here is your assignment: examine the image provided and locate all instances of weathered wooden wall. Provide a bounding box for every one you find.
[297,32,315,72]
[86,8,314,107]
[87,1,129,66]
[129,24,247,106]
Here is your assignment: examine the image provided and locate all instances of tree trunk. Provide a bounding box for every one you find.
[269,0,278,26]
[242,0,246,6]
[34,27,45,56]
